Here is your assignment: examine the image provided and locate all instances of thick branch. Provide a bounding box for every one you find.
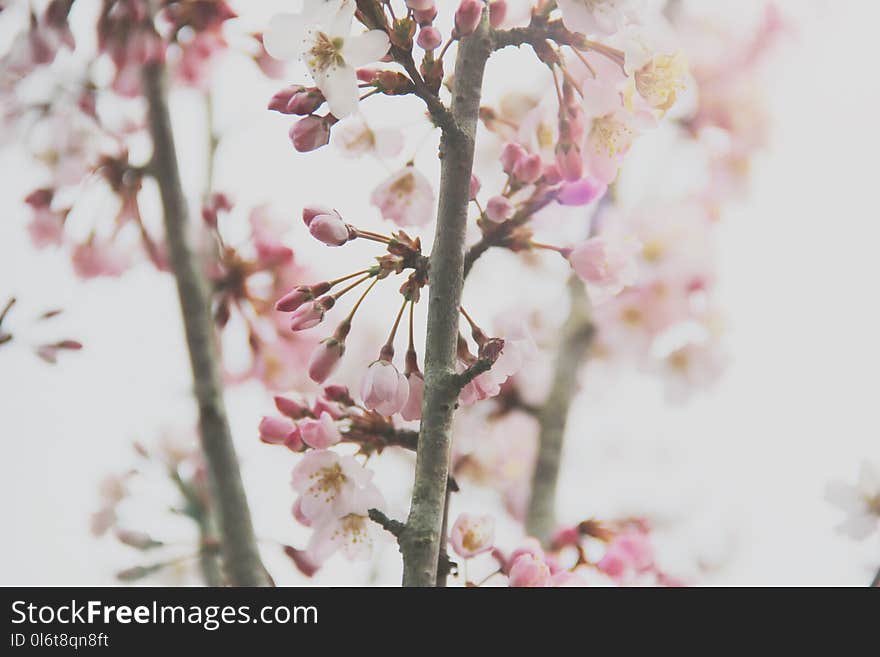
[143,61,269,587]
[401,14,492,588]
[525,276,595,545]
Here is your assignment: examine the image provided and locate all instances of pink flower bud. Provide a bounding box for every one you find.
[302,205,332,227]
[500,142,527,174]
[449,513,495,558]
[287,87,324,115]
[290,115,330,152]
[268,85,302,113]
[289,299,329,331]
[274,395,310,418]
[361,360,409,416]
[406,0,435,10]
[486,195,515,223]
[512,153,543,184]
[543,162,562,185]
[555,142,584,182]
[400,371,424,421]
[557,177,607,206]
[469,174,481,200]
[276,286,313,312]
[311,396,344,420]
[259,415,297,445]
[298,411,342,449]
[308,212,350,246]
[417,26,442,50]
[308,338,345,383]
[489,0,508,28]
[454,0,483,37]
[413,6,438,23]
[508,553,552,587]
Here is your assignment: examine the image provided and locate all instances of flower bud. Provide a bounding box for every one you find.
[557,177,607,206]
[308,212,350,246]
[486,195,515,223]
[400,371,424,421]
[508,553,552,587]
[489,0,508,28]
[512,153,543,184]
[289,297,333,331]
[417,26,442,50]
[259,415,297,445]
[361,360,409,416]
[289,115,330,152]
[469,174,481,200]
[308,338,345,383]
[298,411,342,449]
[454,0,483,37]
[500,142,527,174]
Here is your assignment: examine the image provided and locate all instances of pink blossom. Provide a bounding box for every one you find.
[449,513,495,558]
[557,177,607,206]
[71,240,130,279]
[308,338,345,383]
[597,531,655,582]
[258,415,297,445]
[361,360,410,416]
[291,450,375,523]
[290,115,331,152]
[406,0,436,10]
[298,411,342,449]
[501,142,528,174]
[417,26,442,50]
[370,165,435,227]
[288,298,332,331]
[292,497,312,527]
[585,110,647,184]
[513,153,543,184]
[455,0,483,37]
[306,484,386,564]
[486,196,515,223]
[308,212,350,247]
[508,553,552,587]
[551,571,590,587]
[568,235,641,304]
[469,174,482,200]
[489,0,508,29]
[276,287,313,313]
[400,371,424,421]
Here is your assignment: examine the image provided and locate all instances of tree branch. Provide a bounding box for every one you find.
[400,12,492,588]
[142,60,269,587]
[525,276,595,545]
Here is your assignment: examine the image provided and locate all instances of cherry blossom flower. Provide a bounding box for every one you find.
[361,360,409,416]
[306,484,386,563]
[334,116,404,159]
[370,165,435,227]
[308,211,351,246]
[508,553,552,587]
[291,450,375,523]
[449,513,495,558]
[568,235,641,304]
[825,462,880,540]
[71,240,131,279]
[298,411,342,449]
[597,530,655,583]
[557,0,645,37]
[263,1,390,118]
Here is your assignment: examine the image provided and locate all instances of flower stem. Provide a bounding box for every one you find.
[400,10,492,588]
[525,275,595,545]
[142,60,268,586]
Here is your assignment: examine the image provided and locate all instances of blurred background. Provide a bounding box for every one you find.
[1,0,878,585]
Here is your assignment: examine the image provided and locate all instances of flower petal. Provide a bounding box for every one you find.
[263,13,307,60]
[343,30,391,67]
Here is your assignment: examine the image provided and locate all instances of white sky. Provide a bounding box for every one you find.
[1,1,879,586]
